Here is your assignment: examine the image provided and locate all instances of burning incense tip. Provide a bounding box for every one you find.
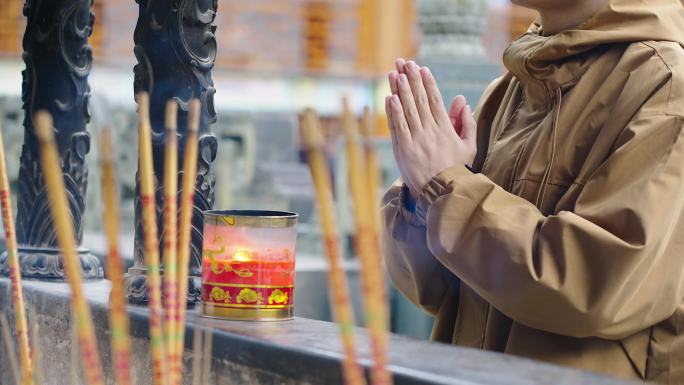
[33,111,54,141]
[166,100,179,130]
[136,92,150,119]
[361,107,374,138]
[300,109,324,148]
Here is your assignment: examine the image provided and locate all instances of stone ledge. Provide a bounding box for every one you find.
[0,279,637,385]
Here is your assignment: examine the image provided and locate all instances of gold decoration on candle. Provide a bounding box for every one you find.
[300,108,366,385]
[210,287,232,303]
[136,93,168,385]
[0,126,34,385]
[34,111,105,385]
[237,288,264,305]
[203,247,255,277]
[100,126,133,385]
[268,289,289,305]
[342,99,393,385]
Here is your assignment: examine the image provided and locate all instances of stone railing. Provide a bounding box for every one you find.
[0,278,638,385]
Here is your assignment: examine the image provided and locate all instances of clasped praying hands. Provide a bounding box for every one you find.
[386,59,478,202]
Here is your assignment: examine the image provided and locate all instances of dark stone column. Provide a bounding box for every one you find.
[124,0,218,304]
[0,0,103,279]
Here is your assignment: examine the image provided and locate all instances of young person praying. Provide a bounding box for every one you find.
[381,0,684,382]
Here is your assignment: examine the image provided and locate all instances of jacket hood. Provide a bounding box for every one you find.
[503,0,684,97]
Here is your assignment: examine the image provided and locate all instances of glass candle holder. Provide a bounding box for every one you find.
[201,210,298,321]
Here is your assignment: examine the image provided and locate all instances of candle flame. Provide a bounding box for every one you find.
[232,249,252,262]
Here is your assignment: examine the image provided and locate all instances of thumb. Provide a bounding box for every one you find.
[449,95,467,134]
[460,104,477,147]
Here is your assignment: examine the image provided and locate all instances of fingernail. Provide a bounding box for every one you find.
[391,95,400,105]
[408,61,418,70]
[399,74,407,83]
[467,105,472,113]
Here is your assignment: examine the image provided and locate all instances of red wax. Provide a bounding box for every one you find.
[201,258,295,287]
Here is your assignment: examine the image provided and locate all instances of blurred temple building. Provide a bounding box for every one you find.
[0,0,535,338]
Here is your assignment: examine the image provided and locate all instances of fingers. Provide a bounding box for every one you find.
[385,96,400,158]
[396,73,423,133]
[395,58,407,74]
[389,94,412,146]
[389,71,399,95]
[419,67,450,128]
[388,58,407,95]
[460,104,478,148]
[449,95,468,135]
[404,61,434,127]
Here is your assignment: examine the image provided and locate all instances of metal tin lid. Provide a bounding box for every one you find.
[203,210,298,228]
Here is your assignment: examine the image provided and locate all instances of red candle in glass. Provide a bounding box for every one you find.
[201,210,298,321]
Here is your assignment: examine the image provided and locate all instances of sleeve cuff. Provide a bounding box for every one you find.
[415,165,474,225]
[398,184,428,227]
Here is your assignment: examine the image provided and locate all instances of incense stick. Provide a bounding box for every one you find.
[100,126,133,385]
[359,107,381,234]
[362,107,391,383]
[28,309,43,385]
[0,312,21,385]
[341,101,392,385]
[70,310,81,385]
[135,93,169,385]
[0,127,34,385]
[162,101,181,385]
[300,108,366,385]
[191,323,203,385]
[34,111,105,385]
[175,99,201,385]
[200,327,213,384]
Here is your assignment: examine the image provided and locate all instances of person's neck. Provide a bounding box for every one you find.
[537,0,608,35]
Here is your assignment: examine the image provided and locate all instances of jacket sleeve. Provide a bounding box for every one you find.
[418,114,684,340]
[379,75,511,316]
[381,181,456,316]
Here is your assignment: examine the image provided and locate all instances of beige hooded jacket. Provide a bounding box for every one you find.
[381,0,684,382]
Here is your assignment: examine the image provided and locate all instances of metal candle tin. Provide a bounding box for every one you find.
[201,210,298,321]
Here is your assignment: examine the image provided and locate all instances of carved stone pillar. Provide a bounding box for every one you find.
[124,0,218,304]
[0,0,103,279]
[415,0,499,106]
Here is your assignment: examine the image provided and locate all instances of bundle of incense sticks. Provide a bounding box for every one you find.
[360,107,390,377]
[300,108,366,385]
[136,93,168,385]
[34,111,105,385]
[0,128,34,385]
[359,105,389,343]
[100,126,133,385]
[341,100,393,385]
[162,101,180,385]
[174,99,201,385]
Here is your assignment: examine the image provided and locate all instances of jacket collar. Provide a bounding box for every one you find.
[502,0,684,107]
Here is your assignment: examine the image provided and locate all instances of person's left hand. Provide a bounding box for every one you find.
[385,60,478,201]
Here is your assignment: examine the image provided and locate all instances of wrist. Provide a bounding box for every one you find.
[414,164,474,224]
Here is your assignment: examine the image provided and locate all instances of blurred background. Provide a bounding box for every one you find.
[0,0,535,339]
